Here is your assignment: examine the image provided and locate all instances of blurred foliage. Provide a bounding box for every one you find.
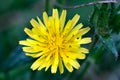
[90,3,118,58]
[0,0,37,14]
[0,0,120,80]
[109,4,120,33]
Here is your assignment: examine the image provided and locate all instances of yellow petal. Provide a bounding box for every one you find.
[43,11,49,27]
[37,16,47,35]
[54,49,59,64]
[26,39,41,45]
[60,50,69,63]
[38,61,47,70]
[51,61,58,73]
[24,27,33,36]
[23,47,41,53]
[45,51,53,61]
[66,23,83,41]
[64,62,73,72]
[60,10,66,32]
[30,19,40,28]
[31,57,44,70]
[52,9,59,35]
[71,14,80,29]
[55,17,60,35]
[80,48,89,54]
[80,37,92,44]
[48,17,54,34]
[69,59,80,69]
[77,53,86,59]
[51,50,59,73]
[51,64,58,73]
[53,9,59,19]
[24,28,46,43]
[25,51,48,58]
[59,57,64,74]
[26,53,41,58]
[30,19,48,37]
[65,52,78,59]
[19,40,32,46]
[26,39,46,47]
[37,16,46,28]
[72,23,83,33]
[61,51,73,72]
[74,27,90,39]
[45,58,53,71]
[63,14,80,36]
[31,28,47,38]
[62,20,72,36]
[19,39,46,47]
[65,52,86,60]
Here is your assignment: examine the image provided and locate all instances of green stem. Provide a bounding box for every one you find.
[45,0,49,13]
[55,0,116,9]
[53,0,65,11]
[76,60,91,80]
[90,34,99,50]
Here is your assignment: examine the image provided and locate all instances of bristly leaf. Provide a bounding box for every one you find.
[97,4,110,37]
[109,5,120,33]
[91,44,104,63]
[99,35,118,59]
[2,46,33,70]
[90,6,99,27]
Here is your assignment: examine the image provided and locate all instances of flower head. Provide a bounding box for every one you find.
[19,9,91,74]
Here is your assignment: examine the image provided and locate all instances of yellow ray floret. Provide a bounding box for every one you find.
[19,9,92,74]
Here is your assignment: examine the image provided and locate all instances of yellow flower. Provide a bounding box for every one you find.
[19,9,91,74]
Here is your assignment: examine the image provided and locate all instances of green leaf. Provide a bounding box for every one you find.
[109,5,120,33]
[75,60,91,80]
[99,35,118,59]
[109,3,115,20]
[97,4,110,37]
[90,6,99,27]
[91,44,104,63]
[2,46,33,70]
[8,63,31,80]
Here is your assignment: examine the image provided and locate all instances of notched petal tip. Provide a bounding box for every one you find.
[30,65,37,71]
[30,18,34,22]
[78,53,86,59]
[19,41,23,44]
[24,27,30,33]
[51,66,57,74]
[74,14,80,19]
[53,9,59,19]
[43,11,47,16]
[69,59,80,69]
[53,8,58,13]
[86,27,91,32]
[24,28,35,38]
[80,48,89,54]
[30,18,37,25]
[89,37,92,43]
[80,37,92,44]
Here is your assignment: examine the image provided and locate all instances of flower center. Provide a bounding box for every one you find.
[48,34,63,51]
